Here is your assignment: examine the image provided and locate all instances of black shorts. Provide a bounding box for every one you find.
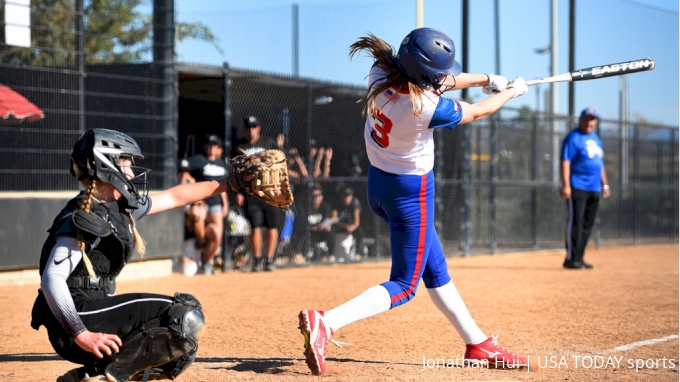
[245,197,283,230]
[37,292,175,366]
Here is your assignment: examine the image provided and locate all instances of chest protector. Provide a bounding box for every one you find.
[38,195,136,296]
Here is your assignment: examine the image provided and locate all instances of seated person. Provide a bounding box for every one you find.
[308,184,335,260]
[178,159,207,276]
[332,187,361,262]
[181,200,207,276]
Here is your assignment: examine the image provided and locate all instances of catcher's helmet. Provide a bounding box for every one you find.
[70,129,149,209]
[396,28,462,86]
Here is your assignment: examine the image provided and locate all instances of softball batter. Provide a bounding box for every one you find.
[299,28,529,375]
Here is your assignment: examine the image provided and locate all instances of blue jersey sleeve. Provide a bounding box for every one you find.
[561,131,578,161]
[429,98,463,130]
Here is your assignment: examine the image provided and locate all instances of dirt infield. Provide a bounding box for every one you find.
[0,244,677,381]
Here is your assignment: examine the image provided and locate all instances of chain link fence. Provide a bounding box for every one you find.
[0,1,676,271]
[0,0,175,192]
[219,68,677,268]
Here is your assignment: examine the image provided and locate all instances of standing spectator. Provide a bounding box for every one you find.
[187,134,229,275]
[560,107,611,269]
[232,116,283,272]
[332,186,361,263]
[308,183,335,260]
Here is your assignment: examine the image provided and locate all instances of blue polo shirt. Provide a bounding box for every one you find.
[561,128,605,192]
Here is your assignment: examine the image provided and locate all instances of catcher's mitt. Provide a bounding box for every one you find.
[228,149,294,209]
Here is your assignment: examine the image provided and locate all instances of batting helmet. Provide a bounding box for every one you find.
[396,28,462,86]
[70,128,149,209]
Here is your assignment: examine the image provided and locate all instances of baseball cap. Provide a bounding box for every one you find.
[205,134,223,146]
[244,115,260,127]
[580,107,599,119]
[342,187,354,196]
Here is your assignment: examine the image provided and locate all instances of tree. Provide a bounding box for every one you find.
[0,0,221,66]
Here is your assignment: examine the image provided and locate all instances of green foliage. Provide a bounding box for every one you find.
[177,22,224,57]
[0,0,219,66]
[85,0,150,64]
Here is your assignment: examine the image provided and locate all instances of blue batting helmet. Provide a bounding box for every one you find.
[396,28,462,86]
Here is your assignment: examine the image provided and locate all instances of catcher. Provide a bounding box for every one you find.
[30,128,292,382]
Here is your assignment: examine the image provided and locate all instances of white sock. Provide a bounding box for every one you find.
[427,280,487,344]
[323,285,391,332]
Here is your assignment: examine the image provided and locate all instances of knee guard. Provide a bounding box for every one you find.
[104,293,205,382]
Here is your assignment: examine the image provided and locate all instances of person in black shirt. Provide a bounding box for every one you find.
[332,187,361,262]
[187,134,229,275]
[232,116,283,272]
[308,183,335,260]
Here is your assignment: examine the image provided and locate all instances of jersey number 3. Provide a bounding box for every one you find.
[370,109,393,148]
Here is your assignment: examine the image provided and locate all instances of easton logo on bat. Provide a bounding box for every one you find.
[571,59,654,79]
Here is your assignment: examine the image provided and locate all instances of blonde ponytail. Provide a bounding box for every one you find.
[78,179,97,278]
[128,213,146,258]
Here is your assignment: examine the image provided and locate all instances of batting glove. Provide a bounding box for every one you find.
[506,77,528,98]
[482,74,508,95]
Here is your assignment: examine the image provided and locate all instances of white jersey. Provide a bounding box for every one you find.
[364,64,463,175]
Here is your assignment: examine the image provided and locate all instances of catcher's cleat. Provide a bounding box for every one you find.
[56,367,108,382]
[464,334,529,369]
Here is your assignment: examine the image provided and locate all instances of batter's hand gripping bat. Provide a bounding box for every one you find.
[525,58,655,86]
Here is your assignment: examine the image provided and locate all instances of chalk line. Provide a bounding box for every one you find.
[610,334,679,352]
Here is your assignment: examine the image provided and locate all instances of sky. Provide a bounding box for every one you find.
[174,0,679,126]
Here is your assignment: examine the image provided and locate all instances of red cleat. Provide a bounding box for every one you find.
[298,310,331,375]
[464,334,529,368]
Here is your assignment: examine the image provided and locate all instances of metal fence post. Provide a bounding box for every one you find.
[222,63,231,272]
[595,118,601,248]
[633,124,640,244]
[531,115,539,248]
[76,0,85,136]
[434,129,444,236]
[301,84,313,259]
[461,124,472,256]
[672,129,678,242]
[153,0,177,189]
[490,117,498,253]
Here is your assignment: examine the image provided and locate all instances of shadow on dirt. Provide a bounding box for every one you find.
[197,356,420,374]
[0,353,62,362]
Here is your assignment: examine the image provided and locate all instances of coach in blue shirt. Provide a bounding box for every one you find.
[560,107,611,269]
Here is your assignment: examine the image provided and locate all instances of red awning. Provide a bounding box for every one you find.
[0,84,44,124]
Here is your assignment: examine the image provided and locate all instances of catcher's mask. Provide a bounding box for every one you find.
[70,129,150,209]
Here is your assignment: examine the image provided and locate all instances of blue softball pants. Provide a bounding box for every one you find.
[367,165,451,309]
